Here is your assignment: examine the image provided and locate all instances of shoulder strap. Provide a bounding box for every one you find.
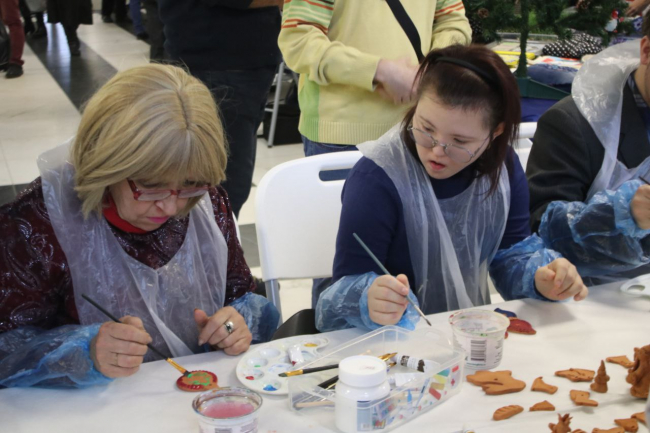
[385,0,425,63]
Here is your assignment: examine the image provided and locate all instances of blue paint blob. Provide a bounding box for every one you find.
[494,308,517,318]
[263,384,278,391]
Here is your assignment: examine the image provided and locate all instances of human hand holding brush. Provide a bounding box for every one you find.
[90,315,152,378]
[368,274,412,326]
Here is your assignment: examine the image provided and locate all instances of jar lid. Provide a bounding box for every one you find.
[338,356,388,388]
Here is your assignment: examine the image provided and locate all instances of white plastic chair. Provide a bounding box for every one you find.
[255,151,363,319]
[515,122,537,170]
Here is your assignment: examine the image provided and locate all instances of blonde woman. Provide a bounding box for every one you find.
[0,64,279,388]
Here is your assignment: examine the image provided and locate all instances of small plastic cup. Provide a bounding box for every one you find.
[192,387,263,433]
[448,309,510,370]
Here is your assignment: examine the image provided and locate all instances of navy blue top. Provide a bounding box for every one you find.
[332,149,531,286]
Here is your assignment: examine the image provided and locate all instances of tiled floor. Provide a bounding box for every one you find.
[0,14,311,320]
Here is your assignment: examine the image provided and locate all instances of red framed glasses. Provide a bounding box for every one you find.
[127,180,210,202]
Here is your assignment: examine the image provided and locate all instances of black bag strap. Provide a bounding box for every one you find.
[385,0,425,63]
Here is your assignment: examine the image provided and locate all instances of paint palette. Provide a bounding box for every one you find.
[620,274,650,298]
[236,336,330,395]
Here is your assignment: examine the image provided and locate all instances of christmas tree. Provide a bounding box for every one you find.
[464,0,632,95]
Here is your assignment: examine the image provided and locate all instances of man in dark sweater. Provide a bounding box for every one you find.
[158,0,282,217]
[527,18,650,282]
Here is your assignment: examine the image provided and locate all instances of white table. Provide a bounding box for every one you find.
[1,282,649,433]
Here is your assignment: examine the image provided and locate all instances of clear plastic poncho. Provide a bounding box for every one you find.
[359,126,510,313]
[538,41,650,283]
[39,143,228,360]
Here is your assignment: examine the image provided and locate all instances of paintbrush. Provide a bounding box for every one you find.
[640,175,650,185]
[81,294,191,377]
[279,364,339,378]
[352,233,432,327]
[315,352,397,389]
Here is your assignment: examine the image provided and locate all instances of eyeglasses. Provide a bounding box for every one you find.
[407,125,490,164]
[127,179,210,202]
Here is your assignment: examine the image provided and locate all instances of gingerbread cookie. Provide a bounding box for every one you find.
[631,412,646,425]
[614,418,639,433]
[592,428,624,433]
[530,400,555,411]
[493,405,523,421]
[532,376,558,394]
[467,370,526,395]
[607,356,635,369]
[626,345,650,399]
[550,414,572,433]
[590,361,610,393]
[556,368,595,382]
[573,430,587,433]
[570,390,598,407]
[176,370,218,392]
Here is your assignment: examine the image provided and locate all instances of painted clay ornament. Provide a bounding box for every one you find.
[549,414,572,433]
[556,368,595,382]
[570,390,598,407]
[530,400,555,411]
[532,377,558,394]
[614,418,639,433]
[607,356,635,369]
[176,370,218,392]
[590,361,610,393]
[466,370,526,395]
[494,308,537,335]
[626,345,650,399]
[493,405,524,420]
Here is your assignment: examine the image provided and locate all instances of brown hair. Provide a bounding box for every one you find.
[401,44,521,196]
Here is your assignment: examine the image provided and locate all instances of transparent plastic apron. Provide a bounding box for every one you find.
[38,143,228,359]
[359,126,510,314]
[573,41,650,282]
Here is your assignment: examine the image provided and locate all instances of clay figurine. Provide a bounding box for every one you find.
[176,370,219,392]
[631,412,646,426]
[549,414,572,433]
[626,345,650,399]
[614,418,639,433]
[466,370,526,395]
[556,368,595,382]
[590,361,610,393]
[570,390,598,407]
[493,405,524,421]
[607,356,635,369]
[530,400,555,411]
[532,376,559,394]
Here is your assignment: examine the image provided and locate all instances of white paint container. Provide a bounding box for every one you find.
[335,355,391,433]
[192,387,263,433]
[449,309,510,370]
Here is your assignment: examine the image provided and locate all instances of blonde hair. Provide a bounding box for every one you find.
[72,63,227,217]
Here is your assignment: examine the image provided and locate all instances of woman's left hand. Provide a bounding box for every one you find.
[534,258,589,302]
[194,307,252,356]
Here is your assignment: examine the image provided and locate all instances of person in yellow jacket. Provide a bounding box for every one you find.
[278,0,472,178]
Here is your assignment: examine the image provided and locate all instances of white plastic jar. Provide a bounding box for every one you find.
[335,355,391,433]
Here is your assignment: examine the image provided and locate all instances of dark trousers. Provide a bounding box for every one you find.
[101,0,126,18]
[192,67,276,218]
[143,0,165,62]
[0,0,24,66]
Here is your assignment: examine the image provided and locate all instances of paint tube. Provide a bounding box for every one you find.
[391,354,437,374]
[288,344,305,366]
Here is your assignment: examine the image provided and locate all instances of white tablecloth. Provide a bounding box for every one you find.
[1,281,649,433]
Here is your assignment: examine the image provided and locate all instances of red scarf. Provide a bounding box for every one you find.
[102,195,148,234]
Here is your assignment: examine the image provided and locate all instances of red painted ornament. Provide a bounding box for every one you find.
[507,318,537,335]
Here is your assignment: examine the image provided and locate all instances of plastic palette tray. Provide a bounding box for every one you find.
[236,335,330,395]
[288,326,465,432]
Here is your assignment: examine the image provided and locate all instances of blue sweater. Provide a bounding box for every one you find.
[332,149,531,288]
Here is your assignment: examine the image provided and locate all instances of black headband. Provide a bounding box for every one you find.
[436,57,499,90]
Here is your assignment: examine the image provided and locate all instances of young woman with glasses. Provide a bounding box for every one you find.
[317,45,589,332]
[0,64,279,388]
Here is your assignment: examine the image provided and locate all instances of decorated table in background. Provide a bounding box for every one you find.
[0,281,648,433]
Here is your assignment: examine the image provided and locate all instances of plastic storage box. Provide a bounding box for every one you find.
[288,326,465,432]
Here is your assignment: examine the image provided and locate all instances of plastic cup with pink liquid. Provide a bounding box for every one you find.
[192,387,263,433]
